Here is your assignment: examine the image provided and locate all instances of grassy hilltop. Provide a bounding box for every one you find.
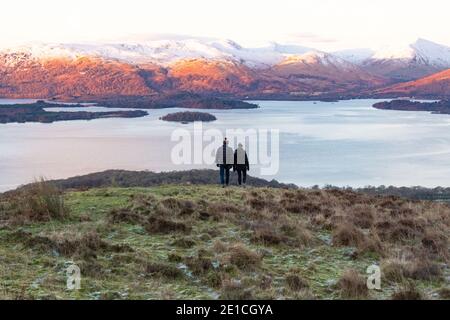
[0,180,449,300]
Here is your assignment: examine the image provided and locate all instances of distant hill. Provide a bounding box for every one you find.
[374,69,450,98]
[0,55,153,98]
[39,169,297,190]
[12,169,450,202]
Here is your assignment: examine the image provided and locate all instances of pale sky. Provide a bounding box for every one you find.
[1,0,449,50]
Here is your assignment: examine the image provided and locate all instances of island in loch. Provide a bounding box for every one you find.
[373,99,450,115]
[0,100,148,124]
[61,92,259,110]
[160,111,217,123]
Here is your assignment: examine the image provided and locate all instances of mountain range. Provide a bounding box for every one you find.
[1,38,449,100]
[334,38,450,82]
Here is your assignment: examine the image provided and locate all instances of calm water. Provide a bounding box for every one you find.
[1,98,450,191]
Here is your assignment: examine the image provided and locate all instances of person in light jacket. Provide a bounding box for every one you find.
[233,143,249,186]
[215,138,234,187]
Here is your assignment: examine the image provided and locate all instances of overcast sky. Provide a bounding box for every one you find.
[1,0,449,50]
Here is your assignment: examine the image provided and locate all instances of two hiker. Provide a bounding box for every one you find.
[215,138,249,187]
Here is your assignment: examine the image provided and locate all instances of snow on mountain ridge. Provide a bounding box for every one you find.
[279,51,357,70]
[334,38,450,67]
[411,38,450,66]
[3,38,448,74]
[332,48,375,64]
[0,39,339,69]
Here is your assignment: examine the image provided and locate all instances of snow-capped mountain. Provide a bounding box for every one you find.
[0,37,448,99]
[3,37,450,73]
[0,38,387,98]
[410,38,450,67]
[374,38,450,66]
[0,39,320,68]
[334,39,450,81]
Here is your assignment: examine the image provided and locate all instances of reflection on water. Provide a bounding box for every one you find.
[1,98,450,191]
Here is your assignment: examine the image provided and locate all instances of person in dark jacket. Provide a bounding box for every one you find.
[215,138,234,187]
[233,143,249,186]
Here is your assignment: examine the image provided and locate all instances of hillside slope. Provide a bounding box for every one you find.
[0,182,448,300]
[375,69,450,98]
[38,169,296,190]
[0,55,153,99]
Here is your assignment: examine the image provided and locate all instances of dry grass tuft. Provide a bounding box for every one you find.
[421,230,448,260]
[108,208,145,224]
[212,240,227,253]
[145,216,191,234]
[171,237,196,248]
[381,259,408,283]
[382,258,442,282]
[185,249,214,275]
[1,179,68,225]
[391,282,424,300]
[406,260,442,281]
[226,243,262,271]
[437,287,450,299]
[145,262,184,279]
[245,191,281,213]
[108,195,194,234]
[7,230,131,259]
[160,197,196,215]
[349,204,375,228]
[251,225,289,245]
[337,269,368,299]
[285,272,309,291]
[332,223,365,247]
[220,279,254,300]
